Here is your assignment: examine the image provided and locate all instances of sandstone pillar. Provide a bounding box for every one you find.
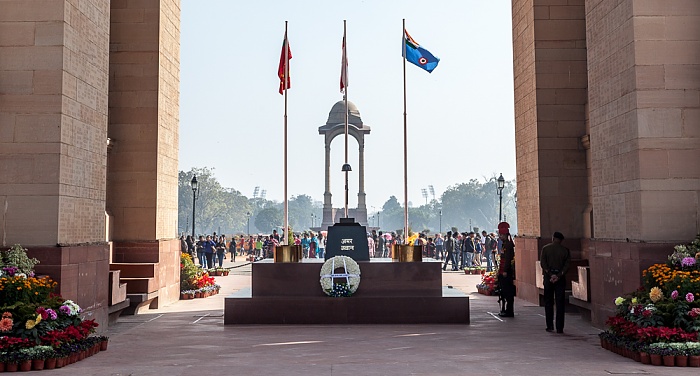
[107,0,181,308]
[512,0,590,305]
[0,0,112,326]
[584,0,700,325]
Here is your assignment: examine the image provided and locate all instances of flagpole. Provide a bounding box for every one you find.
[402,19,408,243]
[343,20,349,219]
[283,21,289,244]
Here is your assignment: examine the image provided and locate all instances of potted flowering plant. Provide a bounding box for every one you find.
[687,342,700,367]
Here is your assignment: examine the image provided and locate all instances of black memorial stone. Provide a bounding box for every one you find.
[324,218,370,261]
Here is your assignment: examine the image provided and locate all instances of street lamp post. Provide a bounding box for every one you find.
[439,209,442,233]
[497,173,505,222]
[190,175,199,237]
[311,213,315,228]
[246,211,251,235]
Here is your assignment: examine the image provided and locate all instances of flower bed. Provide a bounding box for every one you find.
[0,244,108,371]
[476,272,497,296]
[599,235,700,367]
[180,254,221,300]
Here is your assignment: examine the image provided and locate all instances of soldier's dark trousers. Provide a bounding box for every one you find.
[544,276,566,331]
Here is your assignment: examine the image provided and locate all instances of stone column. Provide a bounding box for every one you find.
[585,0,700,326]
[512,0,589,306]
[107,0,181,308]
[322,141,333,228]
[0,0,111,326]
[357,138,366,209]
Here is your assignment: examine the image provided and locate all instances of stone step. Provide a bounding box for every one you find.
[110,263,156,278]
[108,270,127,306]
[120,277,158,294]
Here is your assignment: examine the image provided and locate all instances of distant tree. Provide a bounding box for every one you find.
[178,168,253,235]
[380,196,404,233]
[288,194,314,229]
[255,207,282,234]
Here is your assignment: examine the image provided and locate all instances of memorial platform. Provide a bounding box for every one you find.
[224,259,470,324]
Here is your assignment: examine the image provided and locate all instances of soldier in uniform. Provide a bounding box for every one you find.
[540,231,571,333]
[497,222,516,317]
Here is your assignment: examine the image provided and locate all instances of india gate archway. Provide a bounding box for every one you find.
[318,101,371,230]
[0,1,698,329]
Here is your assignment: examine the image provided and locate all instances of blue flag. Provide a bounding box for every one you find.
[403,29,439,73]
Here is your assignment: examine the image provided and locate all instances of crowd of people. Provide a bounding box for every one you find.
[179,229,330,268]
[179,227,508,271]
[365,229,502,272]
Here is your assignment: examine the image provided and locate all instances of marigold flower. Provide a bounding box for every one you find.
[649,287,663,302]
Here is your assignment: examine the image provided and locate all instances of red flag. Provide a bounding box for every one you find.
[278,35,292,94]
[340,31,348,93]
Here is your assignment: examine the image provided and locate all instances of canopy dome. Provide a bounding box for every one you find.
[326,100,363,126]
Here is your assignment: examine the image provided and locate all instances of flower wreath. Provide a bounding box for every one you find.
[320,256,361,297]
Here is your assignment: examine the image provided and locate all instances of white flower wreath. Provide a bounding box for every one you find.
[320,256,361,296]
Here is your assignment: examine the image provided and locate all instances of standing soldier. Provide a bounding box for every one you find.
[497,222,516,317]
[540,231,570,333]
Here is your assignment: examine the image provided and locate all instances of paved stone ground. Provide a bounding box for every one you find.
[53,259,697,375]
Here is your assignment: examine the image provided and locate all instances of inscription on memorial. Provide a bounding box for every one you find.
[325,218,370,261]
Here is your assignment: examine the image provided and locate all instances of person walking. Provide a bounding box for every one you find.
[254,236,263,259]
[427,237,436,259]
[196,235,206,268]
[462,232,476,269]
[202,235,216,270]
[229,237,237,262]
[442,231,458,271]
[310,232,318,258]
[378,231,386,258]
[434,233,444,260]
[301,233,311,258]
[497,222,516,317]
[474,234,483,267]
[318,233,326,259]
[540,231,571,333]
[185,235,195,259]
[215,235,227,267]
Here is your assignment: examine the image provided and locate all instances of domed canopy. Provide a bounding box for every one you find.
[326,100,363,126]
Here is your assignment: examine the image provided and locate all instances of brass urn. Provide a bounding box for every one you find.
[274,244,303,263]
[391,244,422,262]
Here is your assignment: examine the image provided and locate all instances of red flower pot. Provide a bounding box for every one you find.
[101,339,109,351]
[0,362,5,372]
[56,357,66,368]
[640,352,650,365]
[20,360,32,372]
[6,362,18,372]
[676,355,688,367]
[688,355,700,367]
[650,354,662,366]
[662,355,675,367]
[45,358,57,370]
[32,359,45,370]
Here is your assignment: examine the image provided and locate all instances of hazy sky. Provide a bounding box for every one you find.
[179,0,516,212]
